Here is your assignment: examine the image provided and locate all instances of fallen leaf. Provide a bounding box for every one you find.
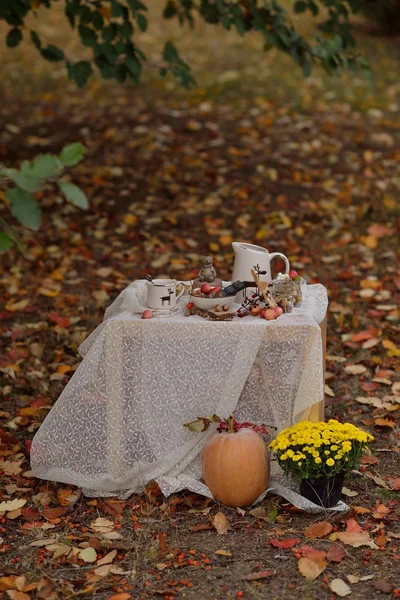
[243,570,275,580]
[327,542,345,563]
[360,455,379,466]
[298,557,326,580]
[6,591,31,600]
[213,512,229,534]
[190,523,213,532]
[374,579,393,594]
[270,538,300,549]
[97,549,117,566]
[341,487,358,497]
[344,365,367,375]
[336,531,378,549]
[79,547,97,563]
[215,550,232,556]
[90,517,115,533]
[0,499,27,513]
[347,574,360,584]
[374,417,396,429]
[345,518,363,533]
[362,472,390,489]
[329,578,352,597]
[390,478,400,491]
[107,594,132,600]
[304,522,333,538]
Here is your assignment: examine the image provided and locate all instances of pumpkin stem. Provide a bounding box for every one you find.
[227,415,235,433]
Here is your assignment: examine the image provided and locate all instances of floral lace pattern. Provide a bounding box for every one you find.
[31,283,328,503]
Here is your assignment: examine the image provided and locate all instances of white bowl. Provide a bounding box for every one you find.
[190,295,236,311]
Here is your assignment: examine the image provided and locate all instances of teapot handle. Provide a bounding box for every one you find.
[269,252,290,275]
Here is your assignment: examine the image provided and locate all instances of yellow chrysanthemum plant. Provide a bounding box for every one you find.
[269,420,374,482]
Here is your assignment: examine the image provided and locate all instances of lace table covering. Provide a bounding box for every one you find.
[31,282,331,509]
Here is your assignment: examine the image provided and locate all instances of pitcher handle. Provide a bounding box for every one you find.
[269,252,290,275]
[176,282,186,301]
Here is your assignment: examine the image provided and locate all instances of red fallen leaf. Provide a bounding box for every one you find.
[391,478,400,491]
[190,523,213,532]
[0,429,19,446]
[42,507,69,520]
[372,503,391,519]
[21,506,41,521]
[156,532,168,552]
[367,224,394,238]
[304,522,333,538]
[327,542,345,562]
[270,538,300,549]
[376,369,395,378]
[360,455,379,465]
[360,382,380,392]
[346,518,363,533]
[243,570,275,580]
[98,499,126,516]
[25,440,32,454]
[374,579,394,594]
[297,546,327,562]
[48,312,70,328]
[349,331,374,342]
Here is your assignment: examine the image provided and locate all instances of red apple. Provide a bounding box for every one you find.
[200,283,212,294]
[264,308,278,321]
[275,306,283,316]
[141,309,153,319]
[260,308,266,319]
[289,269,299,279]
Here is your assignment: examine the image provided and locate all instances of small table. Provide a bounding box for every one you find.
[31,282,328,499]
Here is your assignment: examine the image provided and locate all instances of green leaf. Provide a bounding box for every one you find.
[67,61,93,88]
[30,30,41,50]
[59,142,85,167]
[126,55,141,80]
[41,44,65,62]
[6,28,22,48]
[58,181,89,209]
[294,1,307,13]
[1,168,41,192]
[6,188,42,231]
[0,232,14,251]
[137,12,147,32]
[29,154,61,178]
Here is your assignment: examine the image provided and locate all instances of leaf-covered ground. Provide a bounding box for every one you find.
[0,4,400,600]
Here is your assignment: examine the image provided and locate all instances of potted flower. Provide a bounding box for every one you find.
[269,420,374,507]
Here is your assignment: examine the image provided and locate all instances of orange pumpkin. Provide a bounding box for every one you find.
[201,428,270,507]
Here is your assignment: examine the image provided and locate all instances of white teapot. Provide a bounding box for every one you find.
[231,242,290,284]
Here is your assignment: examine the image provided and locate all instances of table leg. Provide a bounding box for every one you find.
[309,314,327,422]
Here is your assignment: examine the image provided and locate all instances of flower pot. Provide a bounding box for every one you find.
[300,474,345,508]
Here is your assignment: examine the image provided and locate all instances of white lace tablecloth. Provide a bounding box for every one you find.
[31,282,330,508]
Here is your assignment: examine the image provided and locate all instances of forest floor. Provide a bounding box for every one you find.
[0,4,399,600]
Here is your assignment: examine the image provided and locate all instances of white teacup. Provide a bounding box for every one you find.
[146,279,185,310]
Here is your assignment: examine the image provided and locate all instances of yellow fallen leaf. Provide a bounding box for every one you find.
[5,299,29,312]
[38,288,59,298]
[329,578,352,597]
[0,499,27,513]
[360,235,378,249]
[123,214,137,226]
[215,550,232,556]
[79,547,97,563]
[298,557,326,580]
[213,512,229,534]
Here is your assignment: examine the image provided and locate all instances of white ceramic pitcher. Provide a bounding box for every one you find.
[231,242,290,283]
